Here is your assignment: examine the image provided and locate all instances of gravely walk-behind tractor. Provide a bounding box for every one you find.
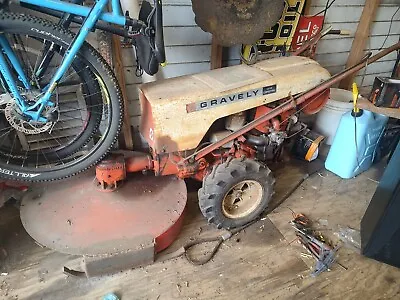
[3,0,399,276]
[20,40,400,275]
[96,43,399,229]
[105,55,331,230]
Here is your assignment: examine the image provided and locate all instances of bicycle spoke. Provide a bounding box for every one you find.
[37,139,50,166]
[45,132,65,165]
[60,113,84,122]
[0,20,120,179]
[32,66,98,101]
[6,131,18,164]
[21,148,29,167]
[0,126,13,133]
[0,129,13,160]
[46,131,63,147]
[35,140,39,168]
[15,34,40,88]
[33,39,45,75]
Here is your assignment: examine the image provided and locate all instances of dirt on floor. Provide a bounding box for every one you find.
[0,160,399,300]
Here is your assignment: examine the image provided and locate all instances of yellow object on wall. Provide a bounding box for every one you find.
[242,0,305,59]
[258,0,305,53]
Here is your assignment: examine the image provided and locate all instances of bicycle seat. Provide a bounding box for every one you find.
[134,0,165,76]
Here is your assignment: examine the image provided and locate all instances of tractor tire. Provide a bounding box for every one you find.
[198,158,275,229]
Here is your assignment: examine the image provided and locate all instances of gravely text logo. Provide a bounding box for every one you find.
[186,85,277,113]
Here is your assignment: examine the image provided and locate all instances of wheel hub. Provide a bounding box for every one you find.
[222,180,264,219]
[4,102,53,135]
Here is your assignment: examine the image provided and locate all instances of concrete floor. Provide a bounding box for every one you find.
[0,160,399,300]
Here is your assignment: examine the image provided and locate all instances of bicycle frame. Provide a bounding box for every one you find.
[0,0,130,122]
[20,0,126,26]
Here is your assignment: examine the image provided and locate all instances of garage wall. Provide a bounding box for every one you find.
[123,0,399,141]
[11,1,399,145]
[121,0,212,131]
[224,0,400,91]
[310,0,400,89]
[21,0,397,144]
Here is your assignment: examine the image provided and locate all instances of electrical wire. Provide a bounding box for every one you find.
[312,0,337,17]
[284,0,336,17]
[378,6,400,50]
[276,89,329,128]
[323,0,329,19]
[182,88,328,162]
[282,0,335,55]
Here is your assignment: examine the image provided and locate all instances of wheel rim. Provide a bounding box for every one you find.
[0,31,111,172]
[222,180,264,219]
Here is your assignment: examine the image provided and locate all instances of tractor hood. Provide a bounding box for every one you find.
[139,56,331,153]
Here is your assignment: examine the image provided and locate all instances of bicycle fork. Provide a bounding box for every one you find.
[0,35,31,109]
[35,0,85,79]
[0,0,109,123]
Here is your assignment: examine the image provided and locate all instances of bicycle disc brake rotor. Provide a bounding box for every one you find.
[4,102,53,135]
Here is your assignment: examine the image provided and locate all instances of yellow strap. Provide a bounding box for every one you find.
[305,136,324,162]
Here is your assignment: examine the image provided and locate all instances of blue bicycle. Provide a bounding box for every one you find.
[0,0,165,181]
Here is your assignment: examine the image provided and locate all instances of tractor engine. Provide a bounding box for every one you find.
[209,106,305,163]
[246,130,288,161]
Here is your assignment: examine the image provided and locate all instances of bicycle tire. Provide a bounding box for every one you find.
[0,37,102,164]
[0,11,123,181]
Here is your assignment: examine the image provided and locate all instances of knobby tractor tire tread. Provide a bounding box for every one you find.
[0,11,123,182]
[198,158,275,229]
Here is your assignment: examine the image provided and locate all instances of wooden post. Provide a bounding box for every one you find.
[303,0,312,15]
[210,36,223,69]
[112,35,134,150]
[339,0,381,90]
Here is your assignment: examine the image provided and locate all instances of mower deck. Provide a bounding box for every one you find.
[20,172,187,275]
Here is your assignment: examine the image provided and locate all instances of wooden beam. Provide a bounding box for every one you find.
[339,0,381,90]
[210,36,223,69]
[303,0,313,15]
[112,35,134,150]
[358,97,400,119]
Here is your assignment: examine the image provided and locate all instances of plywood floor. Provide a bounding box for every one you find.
[0,160,400,300]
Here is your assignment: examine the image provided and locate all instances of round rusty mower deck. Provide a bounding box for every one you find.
[20,172,187,256]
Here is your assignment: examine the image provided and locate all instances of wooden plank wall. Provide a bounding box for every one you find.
[225,0,399,90]
[310,0,400,89]
[11,1,400,144]
[121,0,212,131]
[123,0,399,142]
